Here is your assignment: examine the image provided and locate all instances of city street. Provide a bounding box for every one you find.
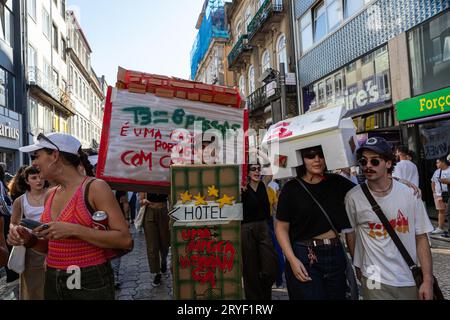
[1,224,449,300]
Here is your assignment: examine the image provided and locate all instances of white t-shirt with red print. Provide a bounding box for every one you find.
[345,181,433,287]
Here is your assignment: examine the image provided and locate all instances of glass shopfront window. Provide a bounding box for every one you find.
[302,45,391,115]
[408,10,450,96]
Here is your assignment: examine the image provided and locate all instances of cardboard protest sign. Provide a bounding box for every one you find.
[170,165,243,300]
[97,86,247,193]
[262,106,357,179]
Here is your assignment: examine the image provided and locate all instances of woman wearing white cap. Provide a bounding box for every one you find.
[8,133,133,300]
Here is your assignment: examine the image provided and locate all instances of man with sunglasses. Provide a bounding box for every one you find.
[345,137,434,300]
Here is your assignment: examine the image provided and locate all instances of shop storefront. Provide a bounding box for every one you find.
[0,115,22,175]
[396,9,450,208]
[396,87,450,207]
[302,44,401,146]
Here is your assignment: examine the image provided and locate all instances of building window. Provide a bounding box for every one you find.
[261,50,271,73]
[0,68,6,107]
[245,6,252,30]
[346,61,356,73]
[30,98,38,129]
[248,65,255,95]
[344,0,364,19]
[326,78,333,101]
[313,2,327,43]
[61,37,67,61]
[377,72,390,96]
[334,73,343,97]
[408,10,450,96]
[239,75,246,98]
[42,8,50,39]
[235,20,243,42]
[61,0,66,18]
[52,69,59,87]
[362,52,373,65]
[0,3,12,46]
[327,0,342,32]
[277,34,288,73]
[27,0,37,20]
[318,81,325,103]
[299,13,313,54]
[52,24,58,52]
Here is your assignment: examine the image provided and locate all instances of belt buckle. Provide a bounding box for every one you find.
[324,239,331,245]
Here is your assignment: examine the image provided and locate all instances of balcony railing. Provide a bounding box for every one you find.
[247,0,283,41]
[28,67,75,113]
[228,34,252,69]
[247,83,281,112]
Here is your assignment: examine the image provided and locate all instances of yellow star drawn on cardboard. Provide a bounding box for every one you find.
[207,185,219,198]
[194,193,208,206]
[180,191,192,204]
[216,194,235,209]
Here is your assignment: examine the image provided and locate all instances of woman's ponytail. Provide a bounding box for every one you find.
[78,149,95,177]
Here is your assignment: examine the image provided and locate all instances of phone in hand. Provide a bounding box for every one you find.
[20,219,46,230]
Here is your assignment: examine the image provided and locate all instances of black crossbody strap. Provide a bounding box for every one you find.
[439,170,444,192]
[361,183,417,269]
[84,179,97,215]
[294,178,340,236]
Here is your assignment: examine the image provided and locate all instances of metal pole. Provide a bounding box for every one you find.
[290,0,303,115]
[279,62,287,120]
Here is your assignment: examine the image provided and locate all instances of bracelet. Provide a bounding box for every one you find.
[24,234,38,249]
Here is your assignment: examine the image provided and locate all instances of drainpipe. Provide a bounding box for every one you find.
[290,0,303,114]
[21,0,30,164]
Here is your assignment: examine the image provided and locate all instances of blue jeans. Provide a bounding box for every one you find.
[286,242,347,300]
[267,218,285,286]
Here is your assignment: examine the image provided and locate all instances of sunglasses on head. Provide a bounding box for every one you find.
[249,167,261,172]
[303,149,325,160]
[37,133,60,152]
[358,158,383,167]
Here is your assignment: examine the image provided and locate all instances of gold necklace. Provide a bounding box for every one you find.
[28,192,45,204]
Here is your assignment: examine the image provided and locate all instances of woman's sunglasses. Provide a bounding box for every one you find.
[358,158,383,167]
[303,150,325,160]
[37,133,60,152]
[249,167,261,172]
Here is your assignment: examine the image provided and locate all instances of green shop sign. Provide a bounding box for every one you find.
[396,87,450,121]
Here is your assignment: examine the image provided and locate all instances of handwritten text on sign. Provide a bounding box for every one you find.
[169,204,243,225]
[179,228,236,288]
[101,89,244,185]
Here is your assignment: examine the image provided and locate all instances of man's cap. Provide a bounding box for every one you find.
[19,133,82,155]
[356,137,393,158]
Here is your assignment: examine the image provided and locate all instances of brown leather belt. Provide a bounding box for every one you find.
[296,238,340,247]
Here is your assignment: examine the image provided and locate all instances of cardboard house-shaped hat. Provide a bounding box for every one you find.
[261,106,358,180]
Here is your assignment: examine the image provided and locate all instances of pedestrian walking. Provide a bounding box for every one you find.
[0,216,7,267]
[241,163,278,300]
[10,166,47,300]
[7,133,133,300]
[393,146,420,187]
[0,165,19,284]
[345,137,434,300]
[438,158,450,238]
[8,165,27,202]
[431,157,450,235]
[139,192,170,287]
[275,146,356,300]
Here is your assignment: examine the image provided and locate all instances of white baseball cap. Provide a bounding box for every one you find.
[19,133,82,155]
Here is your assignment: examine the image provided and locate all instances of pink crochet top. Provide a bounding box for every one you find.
[41,178,108,270]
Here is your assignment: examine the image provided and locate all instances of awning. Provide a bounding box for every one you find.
[403,112,450,125]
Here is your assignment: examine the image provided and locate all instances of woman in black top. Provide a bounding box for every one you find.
[241,163,279,300]
[275,146,355,300]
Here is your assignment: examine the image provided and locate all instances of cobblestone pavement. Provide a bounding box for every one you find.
[1,225,449,300]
